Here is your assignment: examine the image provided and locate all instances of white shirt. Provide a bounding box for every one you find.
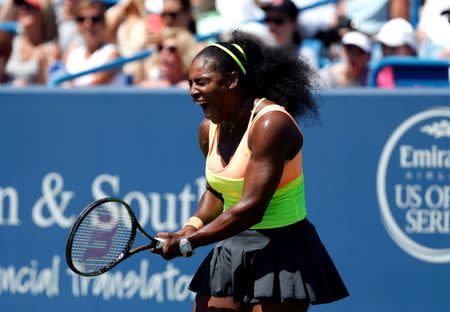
[65,43,126,86]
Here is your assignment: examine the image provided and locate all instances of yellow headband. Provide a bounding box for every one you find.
[209,43,247,75]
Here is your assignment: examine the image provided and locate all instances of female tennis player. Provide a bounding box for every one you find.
[153,31,349,311]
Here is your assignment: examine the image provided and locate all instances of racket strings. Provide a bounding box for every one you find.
[71,201,134,274]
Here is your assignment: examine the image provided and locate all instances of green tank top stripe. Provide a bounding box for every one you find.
[206,169,307,229]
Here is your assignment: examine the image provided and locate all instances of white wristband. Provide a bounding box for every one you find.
[183,216,204,230]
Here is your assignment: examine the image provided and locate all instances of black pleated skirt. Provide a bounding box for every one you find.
[189,219,349,305]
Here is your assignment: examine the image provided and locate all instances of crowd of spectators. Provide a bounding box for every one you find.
[0,0,449,88]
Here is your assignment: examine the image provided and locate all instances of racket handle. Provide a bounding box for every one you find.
[155,237,165,249]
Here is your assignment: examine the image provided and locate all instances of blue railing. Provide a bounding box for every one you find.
[47,48,155,87]
[0,21,19,34]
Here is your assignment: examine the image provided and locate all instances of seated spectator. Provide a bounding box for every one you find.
[106,0,148,84]
[140,27,198,88]
[319,31,371,87]
[64,0,125,87]
[377,18,416,57]
[0,29,13,84]
[5,0,59,86]
[259,0,319,69]
[375,17,417,88]
[318,0,409,65]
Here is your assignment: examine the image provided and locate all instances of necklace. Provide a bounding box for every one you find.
[221,98,255,134]
[221,108,247,134]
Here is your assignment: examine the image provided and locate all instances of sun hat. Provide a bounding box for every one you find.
[376,18,416,49]
[342,31,371,53]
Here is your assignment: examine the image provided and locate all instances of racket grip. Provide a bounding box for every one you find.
[155,237,165,249]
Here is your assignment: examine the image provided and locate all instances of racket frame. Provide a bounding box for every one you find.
[66,197,160,277]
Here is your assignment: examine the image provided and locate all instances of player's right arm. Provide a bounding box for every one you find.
[179,119,224,234]
[193,118,224,224]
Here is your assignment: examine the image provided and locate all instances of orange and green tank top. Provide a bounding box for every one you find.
[205,98,307,230]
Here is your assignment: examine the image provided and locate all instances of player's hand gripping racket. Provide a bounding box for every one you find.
[66,197,164,276]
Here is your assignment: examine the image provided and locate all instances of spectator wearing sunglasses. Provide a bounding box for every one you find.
[5,0,59,86]
[160,0,195,34]
[106,0,148,84]
[259,0,319,69]
[146,0,196,50]
[63,0,125,86]
[140,27,198,88]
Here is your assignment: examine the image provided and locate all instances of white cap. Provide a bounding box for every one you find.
[342,31,371,53]
[377,18,416,49]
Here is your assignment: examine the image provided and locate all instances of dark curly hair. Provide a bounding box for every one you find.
[195,31,319,119]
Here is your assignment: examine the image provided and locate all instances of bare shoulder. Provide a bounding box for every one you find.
[250,105,303,155]
[254,99,298,134]
[252,109,297,139]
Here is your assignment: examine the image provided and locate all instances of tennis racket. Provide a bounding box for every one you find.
[66,197,164,276]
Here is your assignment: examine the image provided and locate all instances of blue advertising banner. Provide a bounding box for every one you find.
[0,88,449,312]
